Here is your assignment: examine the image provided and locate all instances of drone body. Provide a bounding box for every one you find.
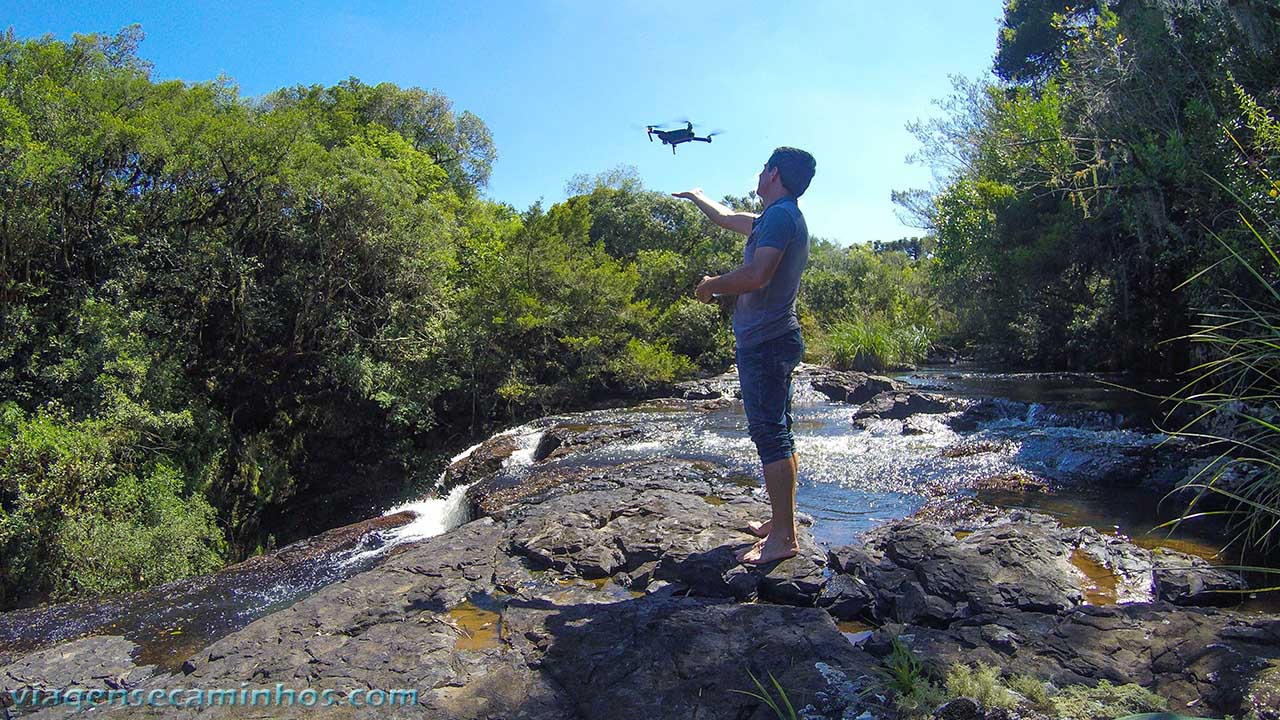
[646,121,718,154]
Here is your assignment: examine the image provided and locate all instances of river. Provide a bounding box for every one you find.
[0,364,1263,673]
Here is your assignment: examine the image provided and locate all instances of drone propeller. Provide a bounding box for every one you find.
[633,122,668,130]
[639,119,695,129]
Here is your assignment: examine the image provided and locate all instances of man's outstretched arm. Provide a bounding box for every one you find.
[672,188,757,236]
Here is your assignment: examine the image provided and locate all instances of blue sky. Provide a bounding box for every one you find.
[8,1,1006,245]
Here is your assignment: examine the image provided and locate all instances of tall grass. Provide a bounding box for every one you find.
[1153,121,1280,572]
[1157,208,1280,562]
[823,314,932,372]
[729,669,798,720]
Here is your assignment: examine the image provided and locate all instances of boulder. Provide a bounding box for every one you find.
[440,433,521,492]
[854,391,960,421]
[947,398,1027,431]
[1151,548,1249,606]
[531,422,642,462]
[806,366,901,405]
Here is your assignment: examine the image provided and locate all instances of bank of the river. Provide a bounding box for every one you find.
[2,365,1277,719]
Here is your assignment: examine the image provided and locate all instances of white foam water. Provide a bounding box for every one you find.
[338,425,545,568]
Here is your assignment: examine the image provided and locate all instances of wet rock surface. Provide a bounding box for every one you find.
[805,366,902,405]
[531,422,643,462]
[4,372,1278,719]
[0,509,418,678]
[10,458,869,719]
[440,433,521,492]
[1,636,154,700]
[853,391,962,421]
[946,398,1141,433]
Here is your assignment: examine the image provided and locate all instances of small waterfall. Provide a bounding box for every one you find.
[337,483,476,567]
[338,425,545,568]
[504,425,544,469]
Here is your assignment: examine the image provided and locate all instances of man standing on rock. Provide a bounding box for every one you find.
[673,147,815,565]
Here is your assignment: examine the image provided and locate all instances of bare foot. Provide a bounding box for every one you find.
[739,536,799,565]
[745,518,772,538]
[735,537,766,562]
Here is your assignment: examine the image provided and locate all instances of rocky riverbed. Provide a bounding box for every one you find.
[3,367,1278,719]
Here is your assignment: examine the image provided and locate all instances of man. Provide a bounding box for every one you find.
[673,146,815,565]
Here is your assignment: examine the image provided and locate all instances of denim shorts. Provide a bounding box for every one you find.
[736,327,805,465]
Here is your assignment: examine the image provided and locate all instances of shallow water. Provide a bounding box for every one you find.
[528,369,1185,552]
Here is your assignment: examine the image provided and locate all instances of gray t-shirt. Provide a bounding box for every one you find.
[733,196,809,349]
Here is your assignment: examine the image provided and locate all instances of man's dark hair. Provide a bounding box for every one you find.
[767,147,817,197]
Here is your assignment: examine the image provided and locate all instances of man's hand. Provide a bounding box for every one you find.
[695,275,716,303]
[671,188,704,202]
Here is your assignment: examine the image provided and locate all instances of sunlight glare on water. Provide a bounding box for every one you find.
[523,370,1185,549]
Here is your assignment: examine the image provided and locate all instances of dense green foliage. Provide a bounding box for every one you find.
[912,0,1280,556]
[803,236,951,371]
[902,0,1280,371]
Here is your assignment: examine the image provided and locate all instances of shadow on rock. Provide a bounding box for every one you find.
[503,592,879,720]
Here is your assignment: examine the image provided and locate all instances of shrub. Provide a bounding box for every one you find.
[0,403,225,605]
[606,339,695,392]
[945,662,1018,710]
[1048,680,1167,720]
[874,636,946,717]
[1006,674,1052,709]
[934,665,1168,720]
[655,298,724,362]
[56,463,225,597]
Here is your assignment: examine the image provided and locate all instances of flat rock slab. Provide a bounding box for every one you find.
[507,597,879,720]
[1,635,154,700]
[13,459,848,719]
[531,422,643,462]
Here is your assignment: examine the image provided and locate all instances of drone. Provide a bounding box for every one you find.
[645,121,720,154]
